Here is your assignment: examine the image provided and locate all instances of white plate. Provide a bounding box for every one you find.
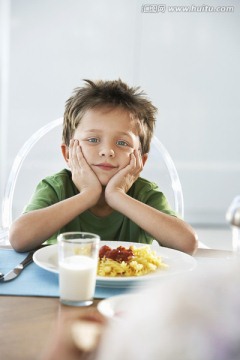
[33,241,197,288]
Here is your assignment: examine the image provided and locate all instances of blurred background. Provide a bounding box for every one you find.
[0,0,239,239]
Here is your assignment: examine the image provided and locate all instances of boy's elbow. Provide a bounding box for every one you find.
[183,231,198,255]
[9,222,28,252]
[9,228,21,252]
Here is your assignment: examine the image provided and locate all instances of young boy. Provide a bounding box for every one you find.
[9,79,197,254]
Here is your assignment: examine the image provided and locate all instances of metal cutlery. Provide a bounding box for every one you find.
[0,250,35,282]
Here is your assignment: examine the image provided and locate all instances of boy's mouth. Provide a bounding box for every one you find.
[94,163,117,171]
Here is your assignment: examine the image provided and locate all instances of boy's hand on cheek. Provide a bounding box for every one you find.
[105,149,143,205]
[69,139,102,201]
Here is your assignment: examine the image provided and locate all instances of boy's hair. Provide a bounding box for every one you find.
[63,79,157,153]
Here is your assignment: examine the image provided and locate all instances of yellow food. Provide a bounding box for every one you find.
[97,245,167,277]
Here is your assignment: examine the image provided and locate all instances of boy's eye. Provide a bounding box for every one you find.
[116,140,128,147]
[87,137,99,143]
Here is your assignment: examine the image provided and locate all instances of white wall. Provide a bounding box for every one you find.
[0,0,240,226]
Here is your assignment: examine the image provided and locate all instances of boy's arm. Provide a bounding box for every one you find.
[105,150,198,255]
[9,190,100,252]
[10,140,102,252]
[106,192,197,254]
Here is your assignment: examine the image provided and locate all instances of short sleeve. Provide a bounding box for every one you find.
[128,177,178,218]
[23,179,59,213]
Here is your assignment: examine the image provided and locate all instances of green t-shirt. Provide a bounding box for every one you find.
[24,169,177,245]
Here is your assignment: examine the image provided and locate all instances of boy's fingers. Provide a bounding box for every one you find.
[136,150,143,171]
[71,140,79,169]
[70,140,85,171]
[130,152,136,167]
[76,144,90,170]
[130,150,142,174]
[76,143,85,163]
[68,140,74,169]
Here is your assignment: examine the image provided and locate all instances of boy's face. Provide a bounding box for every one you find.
[69,106,144,186]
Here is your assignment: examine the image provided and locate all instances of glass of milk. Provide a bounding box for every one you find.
[58,232,100,306]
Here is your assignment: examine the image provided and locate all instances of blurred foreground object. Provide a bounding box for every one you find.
[97,263,240,360]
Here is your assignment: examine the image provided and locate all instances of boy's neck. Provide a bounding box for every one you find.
[89,190,113,217]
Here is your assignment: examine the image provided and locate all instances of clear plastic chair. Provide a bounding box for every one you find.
[1,118,184,243]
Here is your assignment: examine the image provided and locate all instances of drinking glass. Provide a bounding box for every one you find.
[58,232,100,306]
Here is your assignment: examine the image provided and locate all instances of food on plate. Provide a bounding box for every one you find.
[98,244,167,277]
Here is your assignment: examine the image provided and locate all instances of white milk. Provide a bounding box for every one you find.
[59,255,97,301]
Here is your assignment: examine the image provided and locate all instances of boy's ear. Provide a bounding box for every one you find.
[61,143,70,164]
[142,153,148,167]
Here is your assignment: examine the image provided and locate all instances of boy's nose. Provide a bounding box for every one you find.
[99,148,115,157]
